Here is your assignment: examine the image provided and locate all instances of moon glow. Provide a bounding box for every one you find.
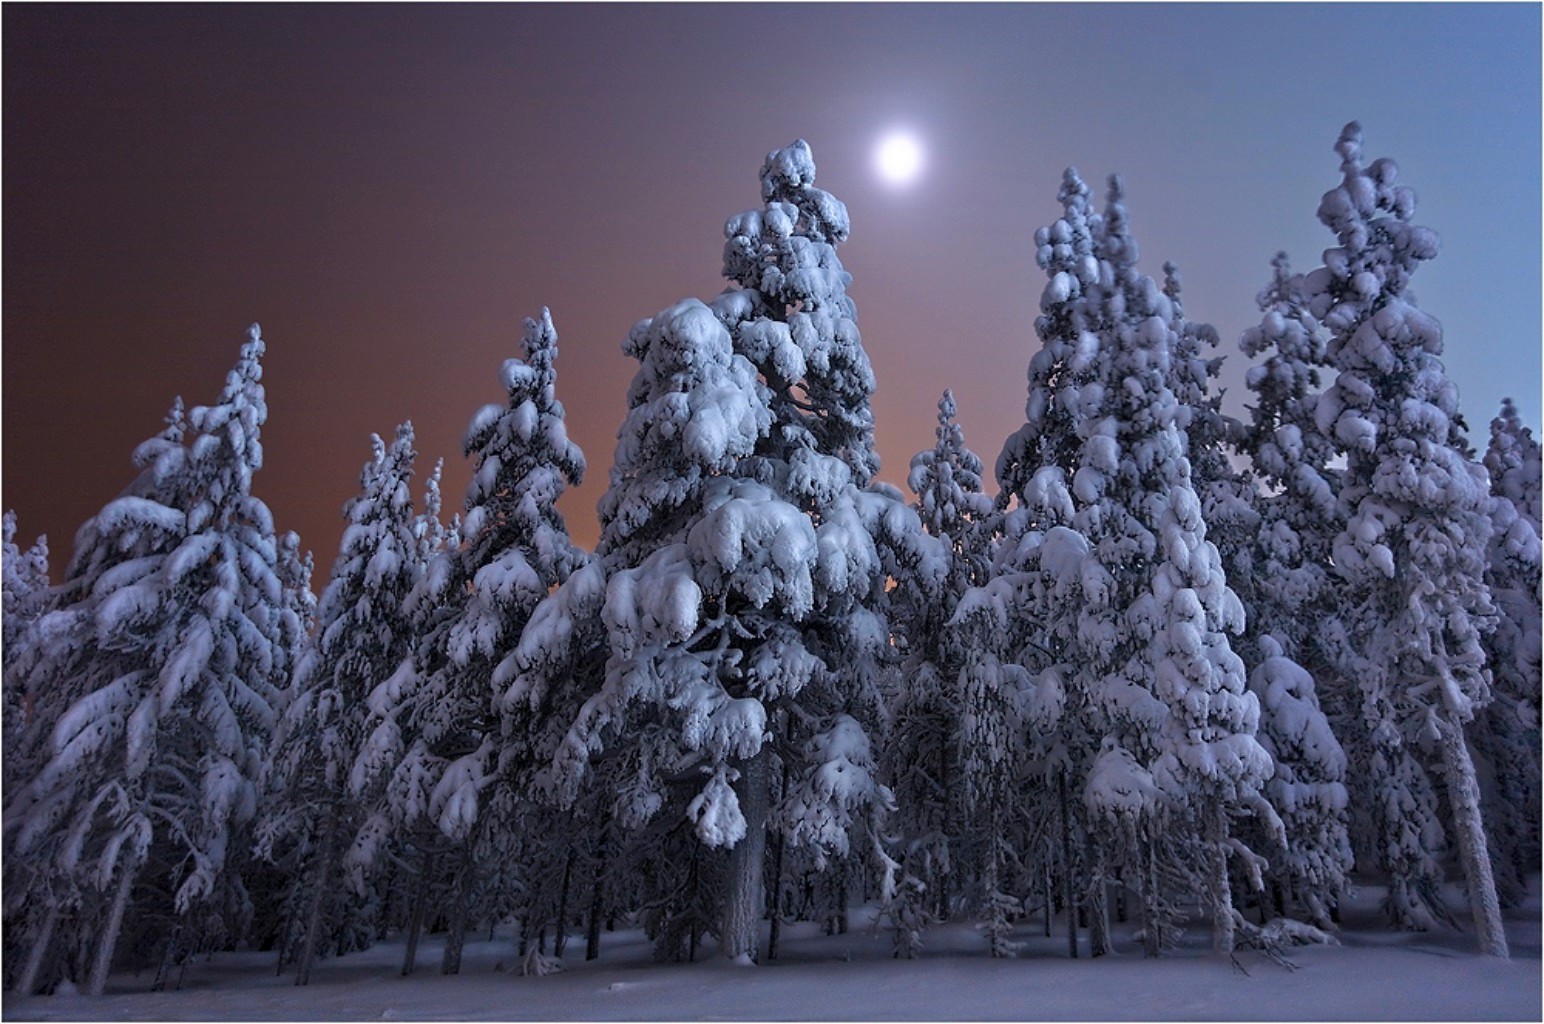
[875,132,924,186]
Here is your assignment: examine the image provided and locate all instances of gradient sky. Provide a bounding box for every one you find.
[4,3,1539,570]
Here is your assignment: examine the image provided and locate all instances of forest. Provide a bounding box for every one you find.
[2,123,1539,999]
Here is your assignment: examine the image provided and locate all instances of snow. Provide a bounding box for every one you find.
[7,876,1537,1021]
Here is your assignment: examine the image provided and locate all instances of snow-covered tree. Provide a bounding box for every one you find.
[4,326,292,992]
[882,390,994,952]
[3,511,51,789]
[1474,398,1542,903]
[1310,122,1507,955]
[1245,637,1352,928]
[354,309,587,975]
[257,423,427,985]
[509,140,942,964]
[1238,252,1343,670]
[986,166,1278,957]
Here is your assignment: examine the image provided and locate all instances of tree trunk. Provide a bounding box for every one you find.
[441,845,474,975]
[553,849,574,960]
[295,825,338,986]
[1059,773,1078,958]
[401,848,435,977]
[1205,803,1236,956]
[1088,853,1111,957]
[721,746,769,962]
[1438,712,1510,957]
[585,836,607,962]
[1142,840,1161,958]
[151,924,183,992]
[16,904,60,996]
[86,856,139,997]
[767,826,785,961]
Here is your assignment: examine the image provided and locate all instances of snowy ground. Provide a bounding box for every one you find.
[7,876,1539,1022]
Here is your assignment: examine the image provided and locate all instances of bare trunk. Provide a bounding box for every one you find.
[401,849,435,977]
[86,856,139,997]
[441,846,474,975]
[16,904,60,996]
[767,824,785,961]
[1059,772,1078,958]
[1438,713,1510,957]
[553,849,574,960]
[1142,840,1161,958]
[1205,803,1236,956]
[1088,854,1111,957]
[585,838,606,962]
[295,825,338,986]
[721,746,768,962]
[151,924,182,992]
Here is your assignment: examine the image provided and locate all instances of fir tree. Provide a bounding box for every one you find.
[1311,122,1507,955]
[257,424,427,985]
[4,326,292,992]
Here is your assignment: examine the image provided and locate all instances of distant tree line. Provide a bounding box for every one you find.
[3,125,1538,995]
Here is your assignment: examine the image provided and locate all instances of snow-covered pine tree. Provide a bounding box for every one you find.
[4,326,292,992]
[1245,637,1352,928]
[986,166,1278,957]
[3,511,51,787]
[1310,122,1507,956]
[257,424,427,985]
[1473,398,1542,903]
[882,390,995,953]
[355,309,587,975]
[509,141,943,964]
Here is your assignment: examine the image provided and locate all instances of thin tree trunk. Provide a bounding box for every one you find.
[151,924,183,992]
[442,845,474,975]
[586,835,607,962]
[722,746,769,962]
[1059,773,1078,959]
[295,825,338,986]
[553,849,574,961]
[1438,713,1510,957]
[1142,840,1161,958]
[401,849,435,977]
[1206,803,1236,956]
[1088,851,1111,957]
[87,856,140,997]
[16,904,60,996]
[1042,861,1053,937]
[767,826,785,961]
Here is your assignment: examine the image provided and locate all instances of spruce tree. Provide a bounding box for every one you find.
[511,141,943,964]
[989,167,1279,957]
[257,424,427,984]
[1311,122,1507,955]
[4,326,292,992]
[354,309,587,975]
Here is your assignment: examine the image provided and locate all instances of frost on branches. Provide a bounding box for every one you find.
[1310,123,1507,956]
[3,327,295,994]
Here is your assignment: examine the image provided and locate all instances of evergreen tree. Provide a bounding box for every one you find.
[3,511,51,788]
[511,141,943,964]
[1311,122,1507,955]
[1474,398,1542,903]
[882,390,994,953]
[354,309,587,975]
[988,167,1279,957]
[257,424,427,985]
[4,326,292,992]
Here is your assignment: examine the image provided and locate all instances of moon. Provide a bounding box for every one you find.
[875,131,924,186]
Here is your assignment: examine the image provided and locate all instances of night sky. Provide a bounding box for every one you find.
[4,3,1539,572]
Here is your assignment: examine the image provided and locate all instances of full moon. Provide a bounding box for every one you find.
[875,132,924,186]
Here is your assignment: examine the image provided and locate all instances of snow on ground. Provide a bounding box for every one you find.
[7,876,1539,1021]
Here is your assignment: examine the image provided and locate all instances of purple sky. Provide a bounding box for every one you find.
[4,3,1539,569]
